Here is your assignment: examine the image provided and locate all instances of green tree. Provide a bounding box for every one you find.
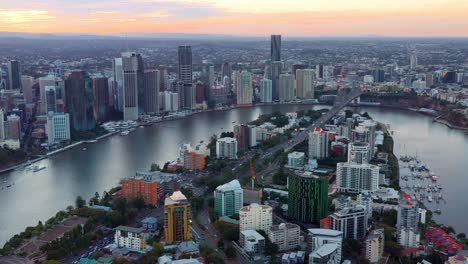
[42,260,61,264]
[457,233,466,240]
[150,163,160,172]
[75,196,86,208]
[112,197,128,215]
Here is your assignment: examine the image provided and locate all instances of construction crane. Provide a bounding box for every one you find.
[249,159,256,190]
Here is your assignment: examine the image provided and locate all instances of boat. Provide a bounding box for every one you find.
[120,130,130,136]
[82,148,87,151]
[428,196,433,202]
[33,165,47,172]
[434,208,441,214]
[431,175,438,182]
[6,184,11,188]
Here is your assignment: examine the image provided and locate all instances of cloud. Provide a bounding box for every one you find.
[139,11,171,18]
[0,9,54,24]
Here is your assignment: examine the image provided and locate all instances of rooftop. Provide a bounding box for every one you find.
[165,191,188,206]
[241,229,265,241]
[270,223,299,232]
[215,179,242,192]
[307,228,343,237]
[310,243,338,258]
[115,225,145,233]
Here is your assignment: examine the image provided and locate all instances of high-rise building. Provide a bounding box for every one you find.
[65,70,95,131]
[113,58,124,111]
[46,112,70,145]
[365,229,384,263]
[348,142,371,164]
[410,54,418,70]
[92,76,110,124]
[237,70,253,106]
[114,226,147,252]
[315,64,324,79]
[178,46,193,85]
[239,203,273,234]
[296,69,315,99]
[306,228,343,263]
[7,60,21,90]
[336,162,380,193]
[143,70,160,114]
[279,73,294,102]
[208,65,215,90]
[45,86,57,113]
[271,61,282,101]
[121,52,144,120]
[260,79,272,103]
[158,65,168,92]
[0,109,5,140]
[288,171,328,224]
[240,230,265,254]
[292,63,306,79]
[164,191,191,244]
[216,137,237,159]
[329,205,367,240]
[222,62,232,90]
[122,171,177,206]
[39,74,65,115]
[234,124,255,151]
[372,69,385,83]
[308,128,329,160]
[352,120,377,158]
[270,35,281,61]
[397,194,420,248]
[5,114,21,141]
[268,223,300,252]
[21,75,35,104]
[214,179,243,217]
[195,82,205,104]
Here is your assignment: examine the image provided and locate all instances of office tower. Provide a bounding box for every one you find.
[372,69,385,83]
[288,172,328,224]
[442,71,457,83]
[0,109,4,140]
[239,203,273,234]
[216,137,237,159]
[164,191,191,244]
[330,205,367,240]
[208,65,215,89]
[44,86,57,113]
[158,65,168,91]
[21,75,35,104]
[397,194,420,247]
[113,58,124,111]
[287,152,305,169]
[231,70,241,93]
[121,52,144,120]
[307,229,343,263]
[353,120,377,158]
[92,76,110,124]
[264,61,272,80]
[178,45,193,85]
[5,114,21,141]
[237,70,253,105]
[107,77,115,109]
[214,179,243,217]
[308,128,329,160]
[365,229,384,263]
[425,73,434,87]
[7,60,21,90]
[316,64,324,79]
[65,70,95,131]
[143,70,160,114]
[260,79,272,103]
[270,35,281,61]
[46,112,70,145]
[39,74,64,115]
[195,82,205,104]
[222,62,232,90]
[348,142,371,164]
[292,63,306,79]
[357,193,373,220]
[279,73,294,102]
[234,124,257,150]
[296,69,315,99]
[336,162,379,193]
[271,61,282,100]
[268,223,300,252]
[181,83,195,109]
[410,54,418,70]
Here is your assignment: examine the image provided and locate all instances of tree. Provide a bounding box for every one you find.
[225,245,236,259]
[457,233,466,240]
[42,260,61,264]
[75,196,86,208]
[150,163,160,172]
[217,239,224,249]
[132,196,146,210]
[112,197,128,215]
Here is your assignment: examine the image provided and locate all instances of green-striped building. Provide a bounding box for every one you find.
[288,171,328,224]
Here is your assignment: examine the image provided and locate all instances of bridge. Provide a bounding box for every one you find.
[280,87,363,153]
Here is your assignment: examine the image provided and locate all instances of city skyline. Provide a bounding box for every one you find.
[2,0,468,37]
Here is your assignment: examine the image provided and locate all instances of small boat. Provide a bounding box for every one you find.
[33,165,47,172]
[6,184,11,188]
[431,175,438,182]
[120,130,130,136]
[139,125,144,128]
[428,196,433,202]
[82,148,87,151]
[434,208,441,214]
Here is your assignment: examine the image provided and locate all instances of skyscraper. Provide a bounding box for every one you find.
[21,75,35,104]
[260,79,272,103]
[237,70,253,106]
[158,65,168,92]
[270,35,281,61]
[279,73,294,102]
[39,73,65,115]
[7,60,21,91]
[113,58,124,111]
[214,179,243,217]
[336,162,380,193]
[65,70,95,131]
[143,70,160,114]
[222,62,232,90]
[121,52,144,120]
[271,61,282,101]
[410,54,418,70]
[46,112,70,145]
[164,191,191,244]
[92,76,110,124]
[296,69,315,99]
[45,86,57,113]
[0,109,5,141]
[308,128,329,160]
[178,46,193,85]
[288,171,328,224]
[239,203,273,234]
[372,69,385,83]
[330,206,367,240]
[397,194,420,248]
[315,64,324,79]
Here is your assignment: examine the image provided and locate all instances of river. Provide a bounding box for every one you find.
[0,105,466,246]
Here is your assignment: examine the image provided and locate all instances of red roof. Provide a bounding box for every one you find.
[403,193,412,199]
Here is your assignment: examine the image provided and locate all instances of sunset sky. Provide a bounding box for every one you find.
[1,0,468,36]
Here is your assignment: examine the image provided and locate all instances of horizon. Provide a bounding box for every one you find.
[1,0,468,37]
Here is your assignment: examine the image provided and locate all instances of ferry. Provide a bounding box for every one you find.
[120,130,130,136]
[33,165,47,172]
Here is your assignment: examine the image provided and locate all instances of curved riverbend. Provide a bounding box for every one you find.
[0,105,466,246]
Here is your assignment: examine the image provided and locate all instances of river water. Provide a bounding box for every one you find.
[0,105,466,246]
